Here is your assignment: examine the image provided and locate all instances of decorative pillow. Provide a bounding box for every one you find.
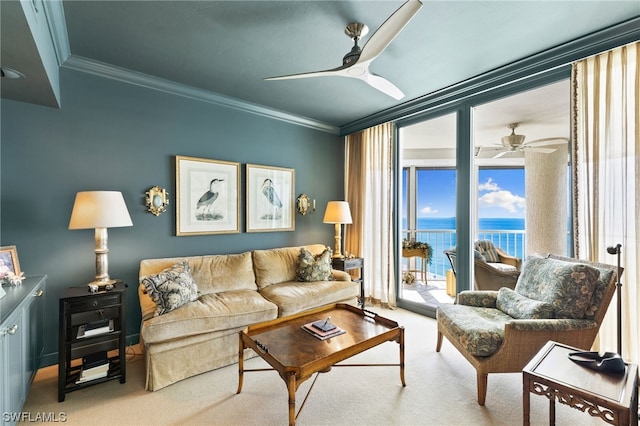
[296,247,332,282]
[496,287,554,319]
[142,261,198,316]
[514,256,600,319]
[475,240,500,263]
[445,247,486,262]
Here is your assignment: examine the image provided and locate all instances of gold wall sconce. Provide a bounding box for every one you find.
[296,194,315,216]
[145,186,169,216]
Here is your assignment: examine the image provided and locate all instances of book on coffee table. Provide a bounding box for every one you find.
[302,322,346,340]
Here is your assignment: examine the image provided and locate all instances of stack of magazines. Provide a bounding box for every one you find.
[302,318,346,340]
[76,351,109,384]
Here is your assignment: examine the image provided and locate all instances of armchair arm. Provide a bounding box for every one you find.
[509,318,598,332]
[456,290,498,308]
[495,247,522,270]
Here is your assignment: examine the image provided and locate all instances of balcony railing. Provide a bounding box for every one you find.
[402,229,526,279]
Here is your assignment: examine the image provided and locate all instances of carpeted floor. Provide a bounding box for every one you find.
[21,307,604,425]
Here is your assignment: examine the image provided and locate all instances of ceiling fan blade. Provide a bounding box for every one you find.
[264,63,350,81]
[359,72,405,100]
[524,137,569,147]
[358,0,423,64]
[523,147,557,154]
[492,151,510,159]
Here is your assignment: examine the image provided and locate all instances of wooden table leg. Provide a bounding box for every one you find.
[287,372,297,426]
[549,397,555,426]
[399,327,406,387]
[236,333,244,394]
[522,376,530,426]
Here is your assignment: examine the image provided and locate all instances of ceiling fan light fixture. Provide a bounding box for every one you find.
[501,133,525,147]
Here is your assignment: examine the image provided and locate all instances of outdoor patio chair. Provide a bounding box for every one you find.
[444,243,521,291]
[436,253,620,405]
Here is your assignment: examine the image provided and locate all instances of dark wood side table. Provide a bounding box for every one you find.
[523,340,638,426]
[58,281,127,402]
[332,257,365,309]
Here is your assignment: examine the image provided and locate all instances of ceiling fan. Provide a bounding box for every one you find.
[480,123,569,159]
[264,0,423,100]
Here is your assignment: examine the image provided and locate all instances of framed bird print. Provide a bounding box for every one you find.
[246,164,295,232]
[176,155,240,236]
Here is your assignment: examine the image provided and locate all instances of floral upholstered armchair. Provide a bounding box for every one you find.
[436,254,619,405]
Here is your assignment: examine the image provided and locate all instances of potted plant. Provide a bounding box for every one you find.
[402,238,433,265]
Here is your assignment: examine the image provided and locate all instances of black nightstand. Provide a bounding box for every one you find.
[332,257,365,309]
[58,281,126,402]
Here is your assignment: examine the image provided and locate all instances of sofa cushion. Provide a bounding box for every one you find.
[253,244,328,289]
[515,256,600,319]
[141,290,278,344]
[142,261,199,316]
[496,287,554,319]
[437,304,512,356]
[487,262,518,272]
[140,251,257,295]
[260,279,359,317]
[296,247,332,282]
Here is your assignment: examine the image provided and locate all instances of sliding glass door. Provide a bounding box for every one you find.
[397,77,571,318]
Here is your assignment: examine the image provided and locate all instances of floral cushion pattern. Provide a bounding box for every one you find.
[474,240,501,263]
[142,261,199,316]
[296,247,332,282]
[496,287,554,319]
[437,304,512,357]
[456,290,498,308]
[514,256,600,319]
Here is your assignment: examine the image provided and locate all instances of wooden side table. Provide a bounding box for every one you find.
[58,281,127,402]
[523,340,638,426]
[332,257,364,309]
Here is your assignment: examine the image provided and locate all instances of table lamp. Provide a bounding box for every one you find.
[323,201,352,258]
[69,191,133,291]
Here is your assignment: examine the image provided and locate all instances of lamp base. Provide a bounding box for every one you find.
[87,278,121,293]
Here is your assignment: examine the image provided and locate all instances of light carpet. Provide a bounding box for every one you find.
[21,307,603,425]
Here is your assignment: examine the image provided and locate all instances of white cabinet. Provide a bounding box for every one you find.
[1,276,46,426]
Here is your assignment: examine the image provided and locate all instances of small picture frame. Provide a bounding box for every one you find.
[0,246,21,276]
[246,164,295,232]
[176,155,240,236]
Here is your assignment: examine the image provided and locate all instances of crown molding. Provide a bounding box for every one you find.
[41,0,70,66]
[61,55,339,134]
[340,16,640,136]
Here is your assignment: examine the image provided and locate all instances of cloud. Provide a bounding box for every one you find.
[478,190,525,213]
[478,178,500,192]
[420,206,438,215]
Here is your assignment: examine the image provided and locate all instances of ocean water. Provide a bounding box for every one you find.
[403,217,525,277]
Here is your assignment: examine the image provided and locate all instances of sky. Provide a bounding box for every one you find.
[407,167,525,219]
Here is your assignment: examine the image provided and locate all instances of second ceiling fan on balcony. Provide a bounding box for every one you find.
[482,123,569,159]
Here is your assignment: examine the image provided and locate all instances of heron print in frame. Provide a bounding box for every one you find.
[176,156,240,235]
[246,164,295,232]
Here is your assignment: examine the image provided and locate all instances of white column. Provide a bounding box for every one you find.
[524,145,568,255]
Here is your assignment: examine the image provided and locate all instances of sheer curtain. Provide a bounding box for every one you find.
[573,41,639,364]
[345,122,396,308]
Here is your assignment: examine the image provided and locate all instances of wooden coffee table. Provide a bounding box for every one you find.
[523,340,638,426]
[236,303,405,426]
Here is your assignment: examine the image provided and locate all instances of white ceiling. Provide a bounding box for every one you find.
[401,79,570,153]
[1,1,638,131]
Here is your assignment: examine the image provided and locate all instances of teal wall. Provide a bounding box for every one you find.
[1,68,344,366]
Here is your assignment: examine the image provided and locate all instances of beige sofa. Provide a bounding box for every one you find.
[138,244,359,391]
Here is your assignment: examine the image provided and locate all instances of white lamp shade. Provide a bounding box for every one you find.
[323,201,353,224]
[69,191,133,229]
